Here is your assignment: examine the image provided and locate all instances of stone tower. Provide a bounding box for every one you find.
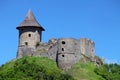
[16,10,45,58]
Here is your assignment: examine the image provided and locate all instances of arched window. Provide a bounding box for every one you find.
[28,34,31,37]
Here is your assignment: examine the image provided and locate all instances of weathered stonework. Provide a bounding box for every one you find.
[57,38,81,70]
[16,10,45,58]
[80,38,95,57]
[16,10,100,70]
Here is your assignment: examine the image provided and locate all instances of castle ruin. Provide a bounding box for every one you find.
[16,10,99,70]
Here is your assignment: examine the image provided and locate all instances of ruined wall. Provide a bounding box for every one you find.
[56,38,81,70]
[17,37,95,70]
[17,46,35,58]
[47,38,58,61]
[80,38,95,57]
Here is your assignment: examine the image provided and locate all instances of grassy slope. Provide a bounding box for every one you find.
[66,61,104,80]
[0,57,60,74]
[0,56,104,80]
[0,57,63,79]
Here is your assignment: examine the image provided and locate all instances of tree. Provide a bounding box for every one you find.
[94,63,120,80]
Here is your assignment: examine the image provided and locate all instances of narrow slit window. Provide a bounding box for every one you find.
[62,48,64,51]
[28,34,31,37]
[62,55,64,57]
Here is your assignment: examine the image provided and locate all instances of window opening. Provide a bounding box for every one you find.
[28,34,31,37]
[62,41,65,44]
[62,48,64,51]
[25,42,28,46]
[62,55,64,57]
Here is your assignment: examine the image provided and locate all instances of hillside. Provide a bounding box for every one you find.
[66,61,104,80]
[0,57,74,80]
[0,56,104,80]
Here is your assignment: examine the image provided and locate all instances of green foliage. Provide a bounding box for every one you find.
[94,63,120,80]
[0,57,74,80]
[66,61,104,80]
[1,56,120,80]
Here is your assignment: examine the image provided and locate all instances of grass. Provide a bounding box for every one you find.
[66,61,104,80]
[0,56,74,80]
[0,56,104,80]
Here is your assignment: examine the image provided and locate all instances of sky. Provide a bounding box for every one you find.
[0,0,120,65]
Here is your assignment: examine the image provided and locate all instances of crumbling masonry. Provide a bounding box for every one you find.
[16,10,99,70]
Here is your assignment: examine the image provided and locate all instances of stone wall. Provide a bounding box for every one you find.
[56,38,81,70]
[18,28,41,49]
[17,28,41,58]
[17,37,96,70]
[17,45,35,58]
[80,38,95,57]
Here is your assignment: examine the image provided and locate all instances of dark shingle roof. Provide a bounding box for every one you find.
[16,10,45,31]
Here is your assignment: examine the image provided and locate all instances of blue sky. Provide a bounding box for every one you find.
[0,0,120,65]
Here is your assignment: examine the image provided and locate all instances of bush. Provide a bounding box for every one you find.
[0,56,74,80]
[94,63,120,80]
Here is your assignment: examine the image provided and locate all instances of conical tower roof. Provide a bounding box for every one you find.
[16,10,45,31]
